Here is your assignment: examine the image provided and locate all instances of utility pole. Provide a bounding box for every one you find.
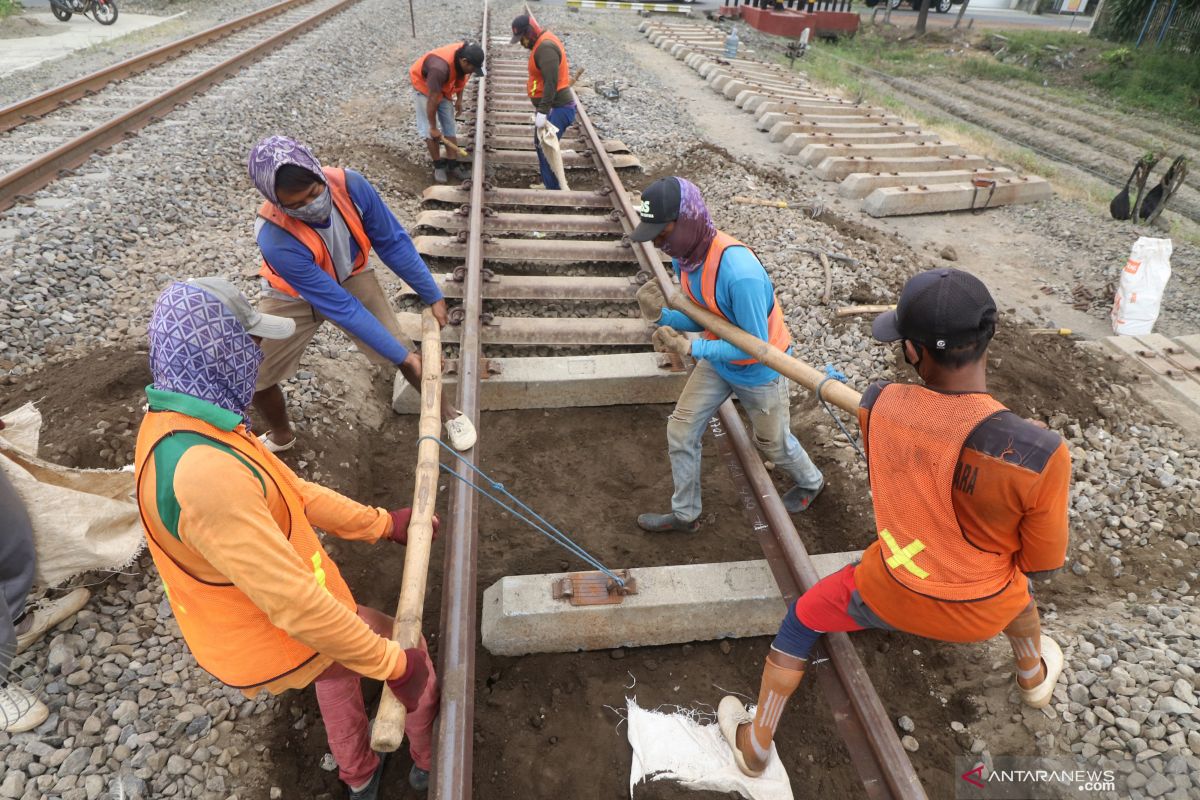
[954,0,972,28]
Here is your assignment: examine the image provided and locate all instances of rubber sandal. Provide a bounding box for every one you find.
[1019,634,1064,709]
[718,695,764,778]
[258,431,296,453]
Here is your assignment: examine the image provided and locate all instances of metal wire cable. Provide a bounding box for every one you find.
[417,436,627,586]
[817,365,867,464]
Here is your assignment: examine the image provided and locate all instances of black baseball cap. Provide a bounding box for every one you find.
[510,14,532,43]
[872,268,997,350]
[630,177,681,242]
[461,43,485,77]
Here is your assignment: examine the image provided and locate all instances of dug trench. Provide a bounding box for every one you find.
[1,302,1173,800]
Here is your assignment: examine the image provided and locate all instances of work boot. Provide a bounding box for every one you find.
[409,765,430,792]
[636,512,700,533]
[0,685,49,733]
[347,756,386,800]
[432,160,449,184]
[16,587,90,654]
[782,479,824,514]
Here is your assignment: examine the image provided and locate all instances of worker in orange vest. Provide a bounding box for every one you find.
[632,177,825,533]
[409,41,485,184]
[135,278,441,799]
[716,268,1070,778]
[511,13,575,190]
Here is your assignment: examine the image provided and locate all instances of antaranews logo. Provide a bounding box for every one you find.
[955,757,1117,799]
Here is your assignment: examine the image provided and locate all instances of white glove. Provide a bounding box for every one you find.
[535,112,548,131]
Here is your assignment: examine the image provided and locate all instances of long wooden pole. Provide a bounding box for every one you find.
[665,291,864,414]
[371,309,442,752]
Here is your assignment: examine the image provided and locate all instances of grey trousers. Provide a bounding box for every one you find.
[0,471,35,679]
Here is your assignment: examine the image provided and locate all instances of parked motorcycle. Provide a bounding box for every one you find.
[49,0,119,26]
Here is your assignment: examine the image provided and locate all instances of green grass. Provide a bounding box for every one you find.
[810,27,1200,129]
[0,0,22,19]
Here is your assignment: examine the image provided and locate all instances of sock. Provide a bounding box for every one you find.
[1003,601,1046,689]
[737,648,806,771]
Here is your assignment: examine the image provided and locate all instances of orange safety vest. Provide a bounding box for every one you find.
[527,31,570,99]
[856,383,1014,611]
[679,231,793,365]
[257,168,372,299]
[409,43,469,103]
[134,407,356,689]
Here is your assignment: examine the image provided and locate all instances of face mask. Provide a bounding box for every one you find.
[902,340,923,370]
[283,186,332,224]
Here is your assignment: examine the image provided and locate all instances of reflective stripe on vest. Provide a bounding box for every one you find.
[256,168,372,299]
[855,383,1014,605]
[678,231,793,366]
[526,31,570,99]
[133,410,356,689]
[409,43,468,102]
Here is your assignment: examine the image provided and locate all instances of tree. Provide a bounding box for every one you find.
[915,0,933,33]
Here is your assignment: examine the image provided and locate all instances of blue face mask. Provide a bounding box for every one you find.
[283,186,332,224]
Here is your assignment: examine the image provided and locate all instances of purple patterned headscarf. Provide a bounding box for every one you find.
[247,135,326,206]
[149,282,264,426]
[661,178,718,273]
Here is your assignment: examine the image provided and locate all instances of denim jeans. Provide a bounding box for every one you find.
[667,359,823,522]
[534,103,576,190]
[0,472,34,680]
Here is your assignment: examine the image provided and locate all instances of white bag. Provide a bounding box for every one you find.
[0,403,144,589]
[1111,237,1172,335]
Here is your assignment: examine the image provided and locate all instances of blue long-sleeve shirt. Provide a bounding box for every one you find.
[256,170,442,365]
[656,245,786,387]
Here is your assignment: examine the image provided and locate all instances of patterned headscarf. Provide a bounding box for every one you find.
[149,282,263,426]
[247,135,326,207]
[660,178,718,273]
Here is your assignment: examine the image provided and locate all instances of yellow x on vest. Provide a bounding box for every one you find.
[880,529,929,579]
[311,552,331,595]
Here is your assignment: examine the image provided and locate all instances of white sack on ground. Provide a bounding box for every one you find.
[625,697,793,800]
[1111,236,1172,335]
[0,403,144,589]
[537,122,570,191]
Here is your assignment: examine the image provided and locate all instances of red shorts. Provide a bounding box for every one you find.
[793,563,871,633]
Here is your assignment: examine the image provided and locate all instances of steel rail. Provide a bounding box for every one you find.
[429,0,489,796]
[574,98,929,800]
[0,0,319,135]
[0,0,362,213]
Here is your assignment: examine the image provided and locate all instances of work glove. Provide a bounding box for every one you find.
[534,112,548,131]
[635,281,666,323]
[652,326,691,358]
[387,508,440,545]
[386,648,434,713]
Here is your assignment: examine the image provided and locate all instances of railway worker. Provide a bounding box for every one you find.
[409,41,486,184]
[632,176,825,533]
[716,268,1071,778]
[134,278,441,799]
[511,13,575,190]
[246,135,476,453]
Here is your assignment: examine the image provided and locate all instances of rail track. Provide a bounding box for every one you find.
[0,0,362,213]
[421,4,928,798]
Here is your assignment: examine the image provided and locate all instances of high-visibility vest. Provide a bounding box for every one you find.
[409,43,469,103]
[679,231,793,366]
[134,407,356,689]
[526,31,570,99]
[856,383,1015,608]
[256,168,372,299]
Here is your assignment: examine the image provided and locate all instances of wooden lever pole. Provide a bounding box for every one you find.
[370,309,442,752]
[665,291,863,414]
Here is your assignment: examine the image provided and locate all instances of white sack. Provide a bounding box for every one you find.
[1111,237,1172,335]
[626,698,793,800]
[536,122,570,191]
[0,403,144,589]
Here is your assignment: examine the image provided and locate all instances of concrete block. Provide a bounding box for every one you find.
[392,352,687,414]
[814,154,991,182]
[1176,335,1200,358]
[838,168,1015,199]
[710,73,734,91]
[481,554,862,656]
[1104,335,1200,411]
[756,101,876,121]
[767,120,918,142]
[723,80,752,99]
[734,89,758,107]
[698,62,719,79]
[781,131,939,150]
[861,176,1053,217]
[793,140,963,162]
